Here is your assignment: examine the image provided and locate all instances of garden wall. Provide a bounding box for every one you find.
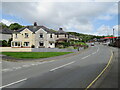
[1,47,31,52]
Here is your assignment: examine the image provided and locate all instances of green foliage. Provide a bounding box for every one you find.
[0,23,8,29]
[2,40,8,47]
[49,29,57,32]
[67,32,106,42]
[2,52,73,59]
[9,23,23,30]
[31,45,35,48]
[8,38,12,47]
[58,42,70,48]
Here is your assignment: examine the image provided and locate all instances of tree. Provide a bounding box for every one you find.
[2,40,8,47]
[0,23,8,29]
[8,38,13,47]
[9,23,23,30]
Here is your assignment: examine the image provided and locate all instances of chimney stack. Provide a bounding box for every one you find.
[34,22,37,26]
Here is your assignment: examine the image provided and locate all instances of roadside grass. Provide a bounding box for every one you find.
[2,52,73,59]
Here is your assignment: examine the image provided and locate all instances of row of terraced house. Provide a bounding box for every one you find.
[1,22,80,48]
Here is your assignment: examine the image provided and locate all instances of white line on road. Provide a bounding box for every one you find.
[50,61,75,71]
[13,67,22,70]
[2,69,13,72]
[22,65,31,68]
[0,78,27,88]
[81,54,91,59]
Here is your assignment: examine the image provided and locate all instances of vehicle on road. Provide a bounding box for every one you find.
[91,43,94,46]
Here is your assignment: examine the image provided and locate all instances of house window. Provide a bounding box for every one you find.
[25,33,29,38]
[50,43,52,45]
[40,33,43,38]
[15,34,17,38]
[15,42,18,46]
[39,42,44,46]
[65,34,66,37]
[57,34,59,38]
[24,42,29,46]
[50,34,52,38]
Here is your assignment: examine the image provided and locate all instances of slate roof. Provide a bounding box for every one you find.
[0,27,13,34]
[15,26,55,33]
[55,28,67,34]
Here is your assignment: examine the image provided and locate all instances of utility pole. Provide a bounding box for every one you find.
[113,28,115,43]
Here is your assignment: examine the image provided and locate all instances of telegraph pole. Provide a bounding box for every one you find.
[113,28,114,43]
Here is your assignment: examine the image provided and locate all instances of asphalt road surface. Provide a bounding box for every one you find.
[1,45,112,89]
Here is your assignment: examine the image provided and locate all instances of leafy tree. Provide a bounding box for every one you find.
[8,38,13,47]
[9,23,23,30]
[0,23,8,29]
[2,40,8,47]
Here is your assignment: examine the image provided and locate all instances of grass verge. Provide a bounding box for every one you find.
[2,52,73,59]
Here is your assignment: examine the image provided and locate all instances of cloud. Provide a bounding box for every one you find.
[97,15,113,20]
[0,19,14,26]
[96,25,119,36]
[2,2,118,35]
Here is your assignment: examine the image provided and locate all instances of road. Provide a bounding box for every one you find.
[1,45,112,88]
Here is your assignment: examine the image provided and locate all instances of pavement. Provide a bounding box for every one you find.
[0,45,117,89]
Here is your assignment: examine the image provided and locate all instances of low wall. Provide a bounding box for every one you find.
[1,47,32,52]
[0,47,83,52]
[32,48,77,52]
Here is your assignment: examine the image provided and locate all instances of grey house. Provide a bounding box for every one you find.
[0,26,13,41]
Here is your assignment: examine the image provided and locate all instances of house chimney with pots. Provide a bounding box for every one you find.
[34,22,37,26]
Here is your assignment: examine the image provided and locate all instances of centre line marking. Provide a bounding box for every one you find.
[0,78,27,88]
[22,65,31,68]
[50,61,75,71]
[81,54,91,59]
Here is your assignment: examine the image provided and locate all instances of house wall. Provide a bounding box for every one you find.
[0,33,12,41]
[55,34,69,40]
[47,33,55,48]
[12,28,35,47]
[35,28,55,48]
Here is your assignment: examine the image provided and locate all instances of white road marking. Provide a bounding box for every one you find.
[81,54,91,59]
[31,64,35,66]
[0,78,27,88]
[13,67,22,70]
[22,65,31,68]
[2,69,13,72]
[50,61,75,71]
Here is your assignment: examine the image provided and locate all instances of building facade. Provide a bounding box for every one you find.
[0,27,13,41]
[11,22,80,48]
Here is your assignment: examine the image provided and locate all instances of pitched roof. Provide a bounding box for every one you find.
[0,27,13,34]
[55,28,67,34]
[15,26,55,33]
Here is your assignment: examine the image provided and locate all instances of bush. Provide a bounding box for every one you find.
[8,38,12,47]
[31,45,35,48]
[2,40,8,47]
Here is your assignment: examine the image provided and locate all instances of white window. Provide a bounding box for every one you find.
[40,33,43,38]
[24,42,29,46]
[39,42,44,46]
[25,33,29,38]
[50,34,52,38]
[15,34,17,38]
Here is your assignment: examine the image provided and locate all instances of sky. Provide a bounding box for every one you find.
[0,0,120,36]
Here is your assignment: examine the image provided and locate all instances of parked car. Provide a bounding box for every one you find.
[91,43,94,46]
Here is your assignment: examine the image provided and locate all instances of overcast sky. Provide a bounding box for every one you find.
[0,0,120,36]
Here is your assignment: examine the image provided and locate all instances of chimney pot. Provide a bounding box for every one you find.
[34,22,37,26]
